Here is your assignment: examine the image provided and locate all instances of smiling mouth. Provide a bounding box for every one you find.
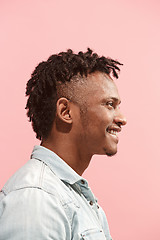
[107,129,118,136]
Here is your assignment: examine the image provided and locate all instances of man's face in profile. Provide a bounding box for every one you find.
[74,72,127,157]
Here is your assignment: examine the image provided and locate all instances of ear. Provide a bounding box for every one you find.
[56,97,73,124]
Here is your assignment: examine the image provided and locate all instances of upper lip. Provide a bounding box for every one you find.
[107,126,121,133]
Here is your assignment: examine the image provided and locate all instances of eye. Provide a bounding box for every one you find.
[106,101,114,109]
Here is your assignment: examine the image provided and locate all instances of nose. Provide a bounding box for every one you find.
[114,110,127,126]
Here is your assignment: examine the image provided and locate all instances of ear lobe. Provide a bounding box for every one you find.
[56,98,72,124]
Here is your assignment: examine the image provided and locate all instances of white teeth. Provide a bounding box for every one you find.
[107,130,117,135]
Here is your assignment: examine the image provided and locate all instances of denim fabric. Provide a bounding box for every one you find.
[0,145,112,240]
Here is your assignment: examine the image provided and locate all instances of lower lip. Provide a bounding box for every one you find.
[107,132,119,143]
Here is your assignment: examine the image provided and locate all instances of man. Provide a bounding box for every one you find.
[0,48,127,239]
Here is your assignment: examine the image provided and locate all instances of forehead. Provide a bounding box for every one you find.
[84,72,121,103]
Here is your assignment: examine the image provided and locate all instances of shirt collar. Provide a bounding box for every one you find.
[31,145,88,187]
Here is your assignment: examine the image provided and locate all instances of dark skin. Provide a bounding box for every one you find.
[42,72,127,175]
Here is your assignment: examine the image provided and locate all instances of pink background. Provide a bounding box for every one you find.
[0,0,160,239]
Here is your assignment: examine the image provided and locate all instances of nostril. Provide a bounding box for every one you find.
[114,116,127,126]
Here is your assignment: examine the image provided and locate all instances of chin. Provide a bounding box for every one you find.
[103,147,117,157]
[106,152,117,157]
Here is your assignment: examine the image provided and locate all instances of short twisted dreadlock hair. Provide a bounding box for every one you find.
[25,48,123,140]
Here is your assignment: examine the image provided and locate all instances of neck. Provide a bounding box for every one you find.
[41,135,92,176]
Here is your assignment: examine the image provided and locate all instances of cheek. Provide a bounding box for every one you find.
[86,113,113,135]
[91,109,113,126]
[80,106,114,131]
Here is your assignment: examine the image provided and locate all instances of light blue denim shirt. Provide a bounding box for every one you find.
[0,145,112,240]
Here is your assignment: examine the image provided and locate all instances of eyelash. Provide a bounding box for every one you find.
[106,102,114,109]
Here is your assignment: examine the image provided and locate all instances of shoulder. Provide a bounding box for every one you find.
[0,159,73,239]
[1,158,72,204]
[1,159,43,194]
